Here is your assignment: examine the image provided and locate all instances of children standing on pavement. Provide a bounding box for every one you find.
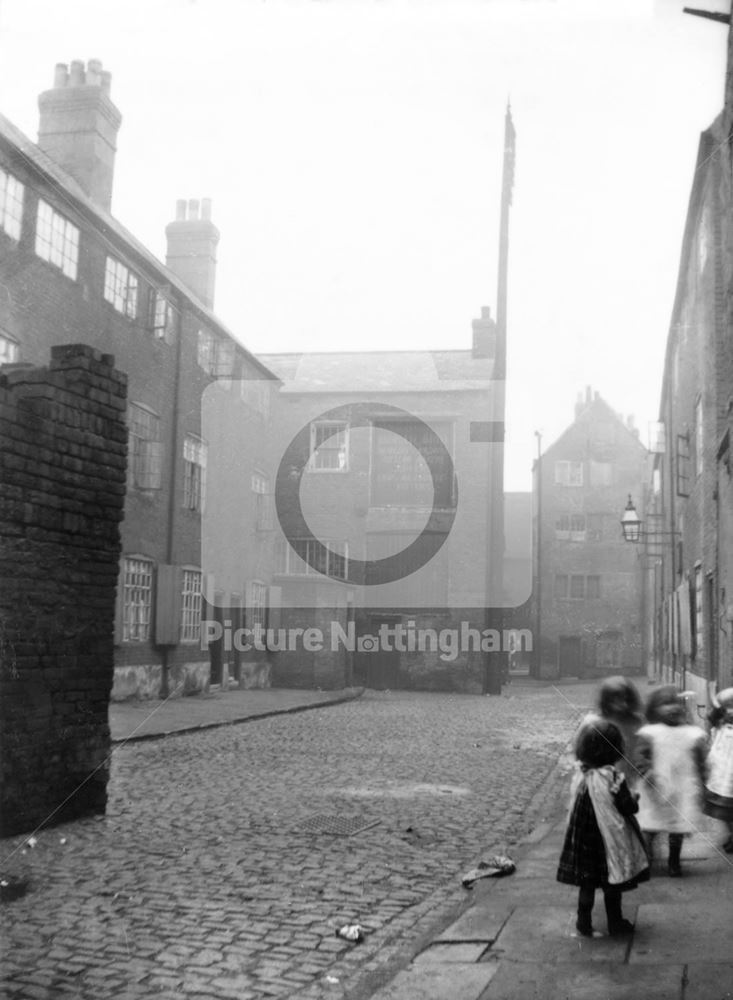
[592,676,645,788]
[557,718,649,938]
[636,686,707,877]
[703,687,733,853]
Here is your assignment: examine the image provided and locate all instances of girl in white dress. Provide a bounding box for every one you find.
[635,686,707,877]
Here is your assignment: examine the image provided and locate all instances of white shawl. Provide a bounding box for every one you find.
[583,765,649,885]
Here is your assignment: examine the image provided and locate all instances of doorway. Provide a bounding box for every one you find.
[558,635,582,677]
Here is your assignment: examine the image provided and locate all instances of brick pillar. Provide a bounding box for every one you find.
[0,345,127,836]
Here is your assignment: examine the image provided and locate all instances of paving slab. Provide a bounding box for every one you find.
[478,878,569,907]
[481,961,684,1000]
[368,963,499,1000]
[435,904,512,943]
[489,905,634,964]
[684,964,733,1000]
[412,943,489,964]
[630,902,733,964]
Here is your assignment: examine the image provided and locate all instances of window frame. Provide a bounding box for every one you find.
[35,199,79,280]
[276,537,349,581]
[248,580,268,635]
[251,471,273,531]
[104,255,139,318]
[309,420,349,472]
[554,460,584,487]
[0,167,24,240]
[121,555,154,643]
[0,333,19,366]
[183,434,207,512]
[127,402,163,491]
[180,567,203,643]
[149,290,178,343]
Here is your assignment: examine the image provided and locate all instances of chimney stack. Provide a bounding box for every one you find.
[37,60,122,212]
[165,199,220,309]
[471,306,497,359]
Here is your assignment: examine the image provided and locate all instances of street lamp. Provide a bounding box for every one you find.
[620,495,642,543]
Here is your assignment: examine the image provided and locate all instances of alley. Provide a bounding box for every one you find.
[0,683,593,999]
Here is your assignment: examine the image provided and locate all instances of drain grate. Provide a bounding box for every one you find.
[296,814,380,837]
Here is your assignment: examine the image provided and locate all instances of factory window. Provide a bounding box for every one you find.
[183,435,207,512]
[180,568,203,642]
[555,514,586,541]
[0,333,19,365]
[0,168,24,240]
[149,291,178,343]
[35,200,79,279]
[555,460,583,486]
[275,538,348,580]
[197,329,233,377]
[247,581,268,634]
[127,403,163,490]
[104,255,138,318]
[252,472,273,531]
[122,556,154,642]
[309,420,349,471]
[586,575,601,600]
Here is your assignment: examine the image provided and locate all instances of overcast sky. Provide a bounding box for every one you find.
[0,0,728,490]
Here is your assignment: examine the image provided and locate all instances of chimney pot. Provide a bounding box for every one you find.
[38,59,122,211]
[165,199,220,309]
[69,60,85,86]
[86,59,103,87]
[53,63,69,88]
[100,70,112,95]
[586,385,592,403]
[471,306,497,359]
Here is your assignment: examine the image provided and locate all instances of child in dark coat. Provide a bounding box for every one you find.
[557,718,650,937]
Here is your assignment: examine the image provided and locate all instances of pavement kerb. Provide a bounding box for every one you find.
[328,730,583,1000]
[109,686,365,745]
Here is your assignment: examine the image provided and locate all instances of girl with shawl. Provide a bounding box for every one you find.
[557,718,650,938]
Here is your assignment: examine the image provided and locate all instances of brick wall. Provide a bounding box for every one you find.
[0,345,127,836]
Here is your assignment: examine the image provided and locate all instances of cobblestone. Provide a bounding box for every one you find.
[0,684,592,998]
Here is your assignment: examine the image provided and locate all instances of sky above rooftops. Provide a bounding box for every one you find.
[0,0,728,489]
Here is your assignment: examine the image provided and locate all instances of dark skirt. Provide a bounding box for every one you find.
[557,785,649,891]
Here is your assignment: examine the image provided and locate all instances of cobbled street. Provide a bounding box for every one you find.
[0,683,595,1000]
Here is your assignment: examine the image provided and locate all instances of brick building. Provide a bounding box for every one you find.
[1,60,519,697]
[533,389,647,678]
[0,60,278,700]
[237,315,514,693]
[642,20,733,702]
